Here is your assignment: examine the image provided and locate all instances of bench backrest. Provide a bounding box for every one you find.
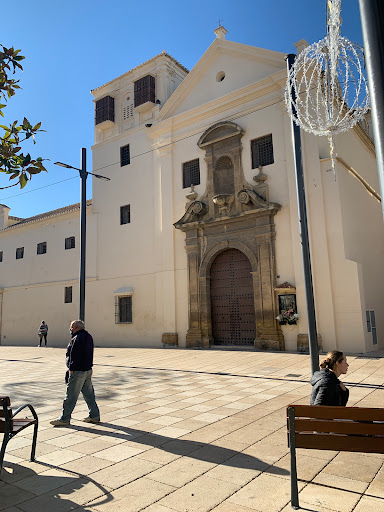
[0,396,13,433]
[287,404,384,454]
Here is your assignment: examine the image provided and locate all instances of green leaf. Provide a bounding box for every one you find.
[32,122,41,131]
[19,173,28,188]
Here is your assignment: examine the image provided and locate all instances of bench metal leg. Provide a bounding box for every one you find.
[288,407,300,509]
[30,418,38,462]
[0,434,9,474]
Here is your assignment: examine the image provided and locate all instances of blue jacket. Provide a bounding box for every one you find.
[66,329,94,371]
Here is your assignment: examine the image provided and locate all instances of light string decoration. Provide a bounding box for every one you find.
[285,0,370,176]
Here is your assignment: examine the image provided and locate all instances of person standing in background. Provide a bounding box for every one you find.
[38,320,48,347]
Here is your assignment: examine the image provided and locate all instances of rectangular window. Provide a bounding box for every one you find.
[366,310,377,345]
[183,159,200,188]
[115,296,132,323]
[251,134,274,169]
[37,242,47,255]
[16,247,24,259]
[134,75,155,107]
[64,286,72,303]
[120,145,130,166]
[0,251,2,262]
[95,96,115,125]
[65,236,75,250]
[120,204,131,225]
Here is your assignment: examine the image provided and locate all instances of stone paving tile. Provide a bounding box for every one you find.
[156,474,241,512]
[353,495,384,511]
[148,457,215,487]
[59,455,113,475]
[226,473,302,511]
[92,443,146,462]
[0,484,35,511]
[297,483,362,512]
[12,467,77,496]
[90,456,161,489]
[88,477,176,512]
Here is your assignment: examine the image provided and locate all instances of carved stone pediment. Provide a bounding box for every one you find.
[174,201,207,228]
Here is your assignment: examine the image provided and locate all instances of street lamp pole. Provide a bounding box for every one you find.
[54,151,110,324]
[79,148,87,322]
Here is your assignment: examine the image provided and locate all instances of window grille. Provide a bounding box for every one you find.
[65,236,75,250]
[251,134,274,168]
[120,205,131,225]
[0,251,2,262]
[115,296,132,323]
[123,104,133,120]
[95,96,115,125]
[16,247,24,259]
[65,286,72,304]
[183,159,200,188]
[37,242,47,255]
[134,75,155,107]
[120,145,130,166]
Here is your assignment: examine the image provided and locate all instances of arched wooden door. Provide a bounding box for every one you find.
[210,249,256,345]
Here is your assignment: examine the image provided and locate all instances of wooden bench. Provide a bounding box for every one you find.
[0,396,38,474]
[287,404,384,510]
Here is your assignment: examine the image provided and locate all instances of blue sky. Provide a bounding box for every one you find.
[1,0,364,218]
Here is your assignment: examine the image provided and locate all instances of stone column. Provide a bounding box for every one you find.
[254,234,284,350]
[185,240,206,347]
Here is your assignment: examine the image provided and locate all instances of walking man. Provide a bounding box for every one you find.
[50,320,100,426]
[38,320,48,346]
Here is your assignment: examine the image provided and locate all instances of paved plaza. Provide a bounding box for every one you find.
[1,346,384,512]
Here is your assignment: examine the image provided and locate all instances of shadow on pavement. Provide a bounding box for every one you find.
[1,459,113,511]
[60,421,289,475]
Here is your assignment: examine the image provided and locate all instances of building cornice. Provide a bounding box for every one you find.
[0,200,93,234]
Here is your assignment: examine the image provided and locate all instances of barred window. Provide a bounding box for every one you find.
[115,296,132,323]
[65,236,75,250]
[0,251,3,262]
[65,286,72,304]
[95,96,115,125]
[120,144,130,166]
[183,159,200,188]
[16,247,24,259]
[251,134,274,168]
[37,242,47,255]
[134,75,155,107]
[120,204,130,225]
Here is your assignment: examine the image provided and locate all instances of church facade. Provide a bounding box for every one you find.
[0,28,382,353]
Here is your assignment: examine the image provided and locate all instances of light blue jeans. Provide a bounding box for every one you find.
[60,369,100,422]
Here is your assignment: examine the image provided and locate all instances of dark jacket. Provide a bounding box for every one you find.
[310,368,349,406]
[66,329,94,371]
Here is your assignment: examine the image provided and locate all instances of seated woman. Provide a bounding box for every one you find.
[310,351,349,406]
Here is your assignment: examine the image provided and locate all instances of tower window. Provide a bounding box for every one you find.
[134,75,155,107]
[95,96,115,125]
[16,247,24,259]
[251,134,274,168]
[183,159,200,188]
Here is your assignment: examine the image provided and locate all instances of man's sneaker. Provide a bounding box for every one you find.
[50,418,70,426]
[82,417,100,424]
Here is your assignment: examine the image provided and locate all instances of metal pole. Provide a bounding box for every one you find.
[79,148,87,322]
[286,54,319,374]
[358,0,384,222]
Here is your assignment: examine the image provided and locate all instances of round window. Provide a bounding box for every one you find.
[216,71,226,82]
